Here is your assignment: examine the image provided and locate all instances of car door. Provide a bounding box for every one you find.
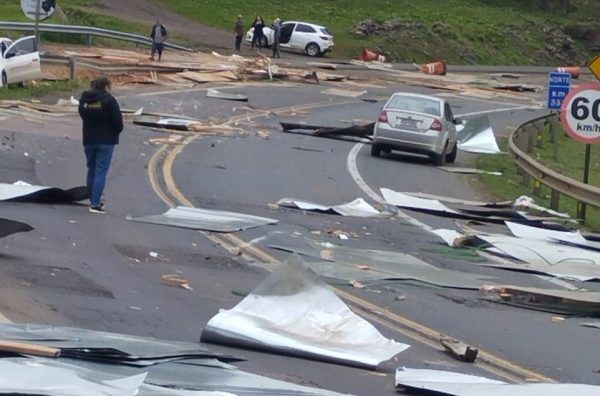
[3,36,41,84]
[279,23,295,49]
[290,23,317,50]
[443,102,457,142]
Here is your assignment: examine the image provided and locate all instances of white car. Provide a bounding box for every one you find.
[245,21,334,57]
[0,35,42,87]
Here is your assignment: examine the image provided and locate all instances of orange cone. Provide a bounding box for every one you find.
[556,66,580,79]
[359,49,378,62]
[421,61,447,76]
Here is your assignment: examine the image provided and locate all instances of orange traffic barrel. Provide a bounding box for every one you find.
[421,61,447,76]
[359,49,379,62]
[556,66,580,79]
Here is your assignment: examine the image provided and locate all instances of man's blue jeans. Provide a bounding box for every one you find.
[84,144,115,207]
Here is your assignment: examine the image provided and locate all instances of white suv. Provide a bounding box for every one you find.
[0,36,42,87]
[246,21,334,57]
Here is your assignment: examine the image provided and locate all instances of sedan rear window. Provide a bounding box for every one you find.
[387,96,440,116]
[296,24,316,33]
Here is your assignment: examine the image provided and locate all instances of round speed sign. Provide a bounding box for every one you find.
[560,83,600,144]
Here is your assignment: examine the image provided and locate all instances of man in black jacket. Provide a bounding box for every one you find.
[78,76,123,214]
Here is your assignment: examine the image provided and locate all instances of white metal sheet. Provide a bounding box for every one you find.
[201,255,410,369]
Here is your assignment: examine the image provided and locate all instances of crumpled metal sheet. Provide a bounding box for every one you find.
[581,322,600,329]
[206,88,248,102]
[477,234,600,281]
[201,254,410,369]
[266,234,492,289]
[381,188,458,213]
[0,326,351,395]
[0,359,147,396]
[394,367,600,395]
[456,115,501,154]
[0,323,241,365]
[277,197,381,217]
[505,221,588,245]
[0,181,88,203]
[0,217,34,238]
[128,206,278,232]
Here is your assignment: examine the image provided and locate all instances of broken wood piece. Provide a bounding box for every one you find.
[440,337,479,362]
[0,340,60,358]
[162,274,192,290]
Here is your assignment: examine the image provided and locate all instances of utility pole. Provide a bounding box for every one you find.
[34,0,42,44]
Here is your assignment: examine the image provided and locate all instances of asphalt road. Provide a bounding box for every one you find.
[0,80,598,395]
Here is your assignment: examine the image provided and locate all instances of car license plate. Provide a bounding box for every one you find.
[400,118,418,127]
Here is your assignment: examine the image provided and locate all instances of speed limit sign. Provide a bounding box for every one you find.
[561,83,600,143]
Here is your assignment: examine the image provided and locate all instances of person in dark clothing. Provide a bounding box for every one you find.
[271,18,282,58]
[78,76,123,214]
[250,15,264,49]
[234,15,244,52]
[150,18,168,61]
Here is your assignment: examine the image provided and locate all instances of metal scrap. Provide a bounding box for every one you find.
[0,181,88,203]
[201,254,410,369]
[276,197,381,217]
[280,122,374,141]
[440,337,479,362]
[395,367,600,395]
[456,115,501,154]
[206,88,248,102]
[128,206,278,233]
[0,218,34,238]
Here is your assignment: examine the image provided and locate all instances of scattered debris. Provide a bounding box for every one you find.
[306,62,338,70]
[439,166,502,176]
[321,87,367,98]
[55,96,79,107]
[291,146,324,153]
[201,254,410,369]
[481,285,600,316]
[149,251,159,258]
[276,197,381,217]
[127,206,278,232]
[161,274,193,291]
[206,88,248,102]
[266,233,493,289]
[133,116,242,134]
[349,279,366,288]
[0,218,34,238]
[440,337,479,362]
[456,115,501,154]
[0,181,88,203]
[256,130,271,139]
[581,322,600,329]
[395,367,600,395]
[280,122,374,140]
[0,323,345,395]
[551,316,567,323]
[513,196,571,219]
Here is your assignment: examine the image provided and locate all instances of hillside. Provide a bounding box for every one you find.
[1,0,599,65]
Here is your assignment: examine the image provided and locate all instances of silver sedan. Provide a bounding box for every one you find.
[371,93,460,165]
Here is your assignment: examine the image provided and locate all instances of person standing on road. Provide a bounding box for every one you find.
[234,15,244,52]
[78,77,123,214]
[250,15,264,50]
[150,18,168,61]
[271,18,282,58]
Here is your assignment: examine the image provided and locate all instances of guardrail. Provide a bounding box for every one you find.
[508,113,600,219]
[0,21,192,52]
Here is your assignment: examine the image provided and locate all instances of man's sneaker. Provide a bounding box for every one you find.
[89,205,106,214]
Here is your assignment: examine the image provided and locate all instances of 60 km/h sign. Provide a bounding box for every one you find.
[561,83,600,144]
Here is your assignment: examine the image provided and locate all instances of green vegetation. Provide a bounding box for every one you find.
[476,136,600,231]
[155,0,599,64]
[0,79,86,100]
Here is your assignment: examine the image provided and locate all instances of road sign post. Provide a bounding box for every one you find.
[548,72,571,160]
[561,82,600,222]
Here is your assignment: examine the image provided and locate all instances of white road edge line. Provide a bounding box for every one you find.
[346,107,578,291]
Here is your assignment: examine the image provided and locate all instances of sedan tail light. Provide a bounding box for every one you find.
[431,118,443,131]
[378,110,388,123]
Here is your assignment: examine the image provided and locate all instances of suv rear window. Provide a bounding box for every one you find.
[320,28,332,36]
[387,96,440,116]
[296,24,316,33]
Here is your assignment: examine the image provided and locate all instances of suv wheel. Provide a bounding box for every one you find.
[305,42,320,57]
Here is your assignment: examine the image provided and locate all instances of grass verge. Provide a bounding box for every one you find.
[0,79,87,101]
[475,138,600,232]
[155,0,598,64]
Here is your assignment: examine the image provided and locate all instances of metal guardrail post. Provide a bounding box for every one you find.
[68,57,76,79]
[87,34,93,46]
[550,189,560,210]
